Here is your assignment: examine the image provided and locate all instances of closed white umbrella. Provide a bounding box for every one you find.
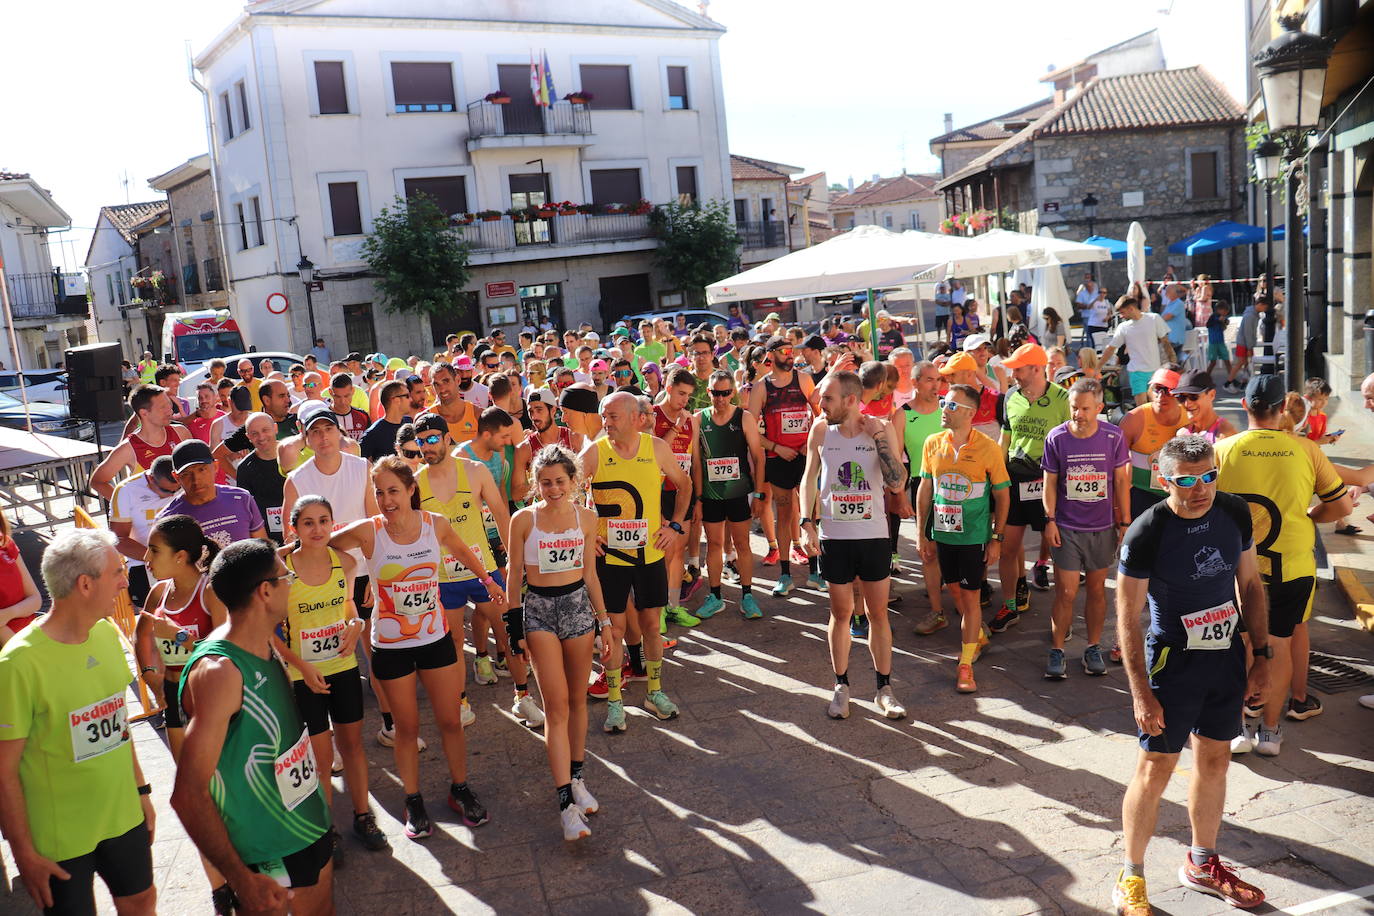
[1029,228,1073,345]
[1127,221,1148,287]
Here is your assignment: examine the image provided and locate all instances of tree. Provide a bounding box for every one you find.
[361,193,472,317]
[649,199,741,307]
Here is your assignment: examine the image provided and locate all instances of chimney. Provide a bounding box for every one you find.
[847,176,854,192]
[943,112,953,134]
[873,173,881,183]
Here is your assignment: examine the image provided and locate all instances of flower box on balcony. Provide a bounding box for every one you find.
[535,208,557,219]
[484,92,511,104]
[454,214,475,226]
[575,203,600,215]
[564,91,594,105]
[476,210,502,221]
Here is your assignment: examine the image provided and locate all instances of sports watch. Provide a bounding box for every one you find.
[1252,644,1273,659]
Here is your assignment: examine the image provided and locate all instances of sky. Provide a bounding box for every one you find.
[1,0,1246,272]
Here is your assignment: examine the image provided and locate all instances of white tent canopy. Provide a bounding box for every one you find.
[938,228,1113,279]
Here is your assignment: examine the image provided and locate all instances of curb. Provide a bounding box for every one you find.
[1334,567,1374,633]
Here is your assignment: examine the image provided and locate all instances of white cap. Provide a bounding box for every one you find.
[584,331,600,342]
[962,333,992,351]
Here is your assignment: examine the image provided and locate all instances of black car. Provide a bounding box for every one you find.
[0,389,95,440]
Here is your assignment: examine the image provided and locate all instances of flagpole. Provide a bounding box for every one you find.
[0,256,34,432]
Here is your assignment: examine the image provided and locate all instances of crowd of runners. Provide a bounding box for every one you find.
[2,304,1373,916]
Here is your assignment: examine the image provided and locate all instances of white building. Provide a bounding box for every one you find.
[86,201,169,360]
[194,0,732,358]
[0,172,84,370]
[829,173,943,234]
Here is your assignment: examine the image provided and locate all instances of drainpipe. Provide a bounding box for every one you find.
[187,41,238,321]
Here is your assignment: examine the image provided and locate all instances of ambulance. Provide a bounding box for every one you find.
[159,309,247,372]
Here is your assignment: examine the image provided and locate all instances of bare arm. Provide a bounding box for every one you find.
[0,552,42,626]
[1310,487,1358,523]
[109,519,147,566]
[862,415,907,492]
[1336,463,1374,488]
[281,478,299,540]
[742,409,767,490]
[434,514,497,584]
[328,517,375,556]
[579,505,608,613]
[470,461,511,556]
[652,436,691,519]
[91,440,134,500]
[1116,573,1153,702]
[0,737,68,910]
[511,442,532,504]
[211,440,244,482]
[799,421,826,525]
[504,510,530,604]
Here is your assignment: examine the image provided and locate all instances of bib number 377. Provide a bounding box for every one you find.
[69,693,129,763]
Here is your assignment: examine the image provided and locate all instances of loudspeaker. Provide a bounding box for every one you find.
[65,342,124,423]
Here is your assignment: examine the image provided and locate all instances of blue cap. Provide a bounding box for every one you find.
[1244,374,1287,410]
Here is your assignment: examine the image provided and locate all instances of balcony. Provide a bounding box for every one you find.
[202,257,225,293]
[5,272,59,319]
[738,220,785,250]
[453,211,653,258]
[465,100,594,152]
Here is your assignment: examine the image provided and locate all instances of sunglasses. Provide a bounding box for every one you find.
[939,397,972,411]
[1174,392,1207,402]
[259,569,298,588]
[710,389,734,398]
[1150,386,1174,396]
[614,370,633,378]
[418,433,444,445]
[773,347,794,356]
[1163,469,1219,488]
[400,448,422,459]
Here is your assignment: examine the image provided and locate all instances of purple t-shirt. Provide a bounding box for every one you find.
[158,485,265,549]
[1041,421,1129,532]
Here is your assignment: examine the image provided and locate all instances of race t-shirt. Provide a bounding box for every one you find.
[1119,492,1253,647]
[110,471,178,568]
[920,429,1010,546]
[159,486,264,549]
[234,453,287,544]
[0,619,143,862]
[998,383,1071,482]
[1041,421,1129,532]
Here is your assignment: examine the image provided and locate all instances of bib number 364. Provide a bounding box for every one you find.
[274,728,320,811]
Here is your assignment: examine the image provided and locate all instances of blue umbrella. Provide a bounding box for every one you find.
[1167,220,1284,256]
[1083,235,1153,260]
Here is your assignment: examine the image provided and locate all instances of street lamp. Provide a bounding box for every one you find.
[1254,13,1332,388]
[1252,138,1282,313]
[1081,193,1098,237]
[295,254,319,345]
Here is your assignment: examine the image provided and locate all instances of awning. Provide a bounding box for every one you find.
[1083,235,1154,260]
[1167,220,1284,256]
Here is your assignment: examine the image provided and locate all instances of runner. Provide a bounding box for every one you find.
[1170,370,1238,442]
[1119,367,1188,520]
[694,369,765,621]
[186,383,225,445]
[109,455,181,607]
[938,352,1002,440]
[429,362,480,442]
[274,496,388,853]
[989,343,1070,634]
[159,440,269,548]
[230,413,288,545]
[209,386,253,473]
[1040,378,1131,679]
[359,380,412,461]
[172,539,334,915]
[579,391,691,732]
[1101,296,1176,406]
[915,384,1010,694]
[799,371,910,720]
[1114,435,1269,915]
[655,366,704,630]
[505,445,610,841]
[0,511,42,649]
[330,457,503,840]
[327,373,373,442]
[92,384,191,499]
[902,361,948,636]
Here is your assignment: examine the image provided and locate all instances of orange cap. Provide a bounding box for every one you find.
[1149,367,1181,391]
[1001,343,1047,368]
[939,352,978,375]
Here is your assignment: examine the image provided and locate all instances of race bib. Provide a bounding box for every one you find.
[674,453,692,474]
[706,457,741,482]
[1067,469,1108,502]
[273,728,320,812]
[158,623,200,665]
[69,693,129,763]
[441,543,488,581]
[830,491,874,521]
[606,518,649,549]
[779,409,811,436]
[537,535,584,574]
[1018,478,1045,502]
[1182,601,1238,651]
[389,579,437,618]
[299,621,347,663]
[1150,453,1165,490]
[934,503,963,533]
[266,507,283,533]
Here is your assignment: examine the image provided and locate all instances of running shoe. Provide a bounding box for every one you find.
[561,804,591,841]
[1244,701,1264,719]
[474,655,498,686]
[1045,648,1067,680]
[492,656,511,679]
[624,665,648,684]
[683,566,705,601]
[722,560,740,583]
[512,693,545,728]
[1178,855,1264,909]
[377,726,429,751]
[403,793,431,840]
[1230,720,1254,754]
[1032,563,1050,591]
[331,737,344,775]
[659,608,668,635]
[1015,577,1030,612]
[972,628,990,662]
[1111,873,1151,916]
[790,544,809,565]
[1109,644,1123,663]
[890,552,902,575]
[761,546,780,566]
[1082,644,1107,676]
[989,604,1021,633]
[664,605,701,628]
[1254,725,1283,757]
[570,777,599,815]
[828,683,850,719]
[330,826,347,868]
[603,700,627,733]
[875,686,906,720]
[771,574,794,597]
[696,593,725,619]
[913,611,947,636]
[587,663,636,699]
[850,614,869,639]
[1360,694,1374,710]
[352,812,389,851]
[807,571,828,590]
[211,884,239,915]
[644,689,679,720]
[461,697,475,728]
[448,784,489,827]
[740,593,763,619]
[955,663,977,693]
[1286,695,1324,721]
[979,580,992,608]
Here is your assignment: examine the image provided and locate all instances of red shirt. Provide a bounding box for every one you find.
[0,539,37,634]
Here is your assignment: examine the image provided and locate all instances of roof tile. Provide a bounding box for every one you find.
[1039,66,1243,135]
[830,173,941,209]
[100,201,170,245]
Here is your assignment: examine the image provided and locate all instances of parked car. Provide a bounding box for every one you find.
[0,390,95,441]
[177,351,305,402]
[0,369,68,404]
[618,309,733,334]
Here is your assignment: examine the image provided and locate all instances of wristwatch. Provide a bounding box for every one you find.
[990,531,1004,542]
[666,521,684,534]
[1252,644,1273,659]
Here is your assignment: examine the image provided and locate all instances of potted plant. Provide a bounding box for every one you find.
[505,206,529,222]
[476,209,502,222]
[484,91,511,104]
[576,202,600,215]
[564,90,594,105]
[534,202,557,218]
[557,200,578,216]
[453,212,475,226]
[630,198,653,216]
[604,202,625,214]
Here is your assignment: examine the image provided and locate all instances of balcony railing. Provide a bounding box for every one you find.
[738,220,784,250]
[202,257,225,293]
[5,271,59,318]
[466,99,592,139]
[454,211,652,253]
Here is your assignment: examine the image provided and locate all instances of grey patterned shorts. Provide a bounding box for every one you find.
[524,584,596,641]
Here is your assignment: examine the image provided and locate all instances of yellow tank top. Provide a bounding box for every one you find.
[282,548,357,679]
[417,456,496,582]
[1127,404,1189,493]
[592,433,664,567]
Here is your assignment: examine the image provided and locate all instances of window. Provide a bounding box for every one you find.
[403,176,468,218]
[250,197,264,247]
[235,203,249,250]
[220,91,235,140]
[578,64,632,110]
[1189,151,1219,199]
[909,212,921,230]
[391,62,455,112]
[428,291,479,347]
[666,66,689,109]
[327,182,363,236]
[761,197,775,222]
[589,168,642,205]
[734,199,749,223]
[236,80,251,132]
[235,198,264,250]
[106,274,116,307]
[658,290,685,309]
[314,61,348,114]
[884,212,893,228]
[675,166,698,204]
[342,303,377,354]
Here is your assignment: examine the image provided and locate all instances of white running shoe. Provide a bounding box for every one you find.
[1254,725,1283,757]
[512,693,545,728]
[1230,721,1255,755]
[875,686,906,720]
[570,777,598,815]
[828,684,850,720]
[330,737,344,775]
[376,725,428,751]
[560,804,590,841]
[461,697,476,728]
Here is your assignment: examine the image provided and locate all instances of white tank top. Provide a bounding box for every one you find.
[818,424,890,541]
[522,506,586,576]
[367,512,448,649]
[289,452,369,566]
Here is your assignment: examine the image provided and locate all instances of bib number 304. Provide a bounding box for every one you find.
[69,693,129,763]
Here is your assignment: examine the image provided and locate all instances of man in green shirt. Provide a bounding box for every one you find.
[635,325,667,369]
[0,529,157,914]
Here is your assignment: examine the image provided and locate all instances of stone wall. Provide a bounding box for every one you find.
[166,173,230,311]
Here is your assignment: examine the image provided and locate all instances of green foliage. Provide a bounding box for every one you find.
[649,199,741,307]
[361,193,472,317]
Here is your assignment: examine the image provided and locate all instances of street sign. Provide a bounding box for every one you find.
[485,282,517,298]
[1043,201,1060,213]
[306,281,324,292]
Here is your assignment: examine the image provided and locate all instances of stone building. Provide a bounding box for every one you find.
[148,155,231,315]
[730,154,802,269]
[86,201,183,359]
[935,66,1247,295]
[829,173,943,235]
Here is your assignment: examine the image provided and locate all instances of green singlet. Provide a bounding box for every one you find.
[1000,383,1071,467]
[180,638,331,866]
[902,402,943,479]
[697,406,752,501]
